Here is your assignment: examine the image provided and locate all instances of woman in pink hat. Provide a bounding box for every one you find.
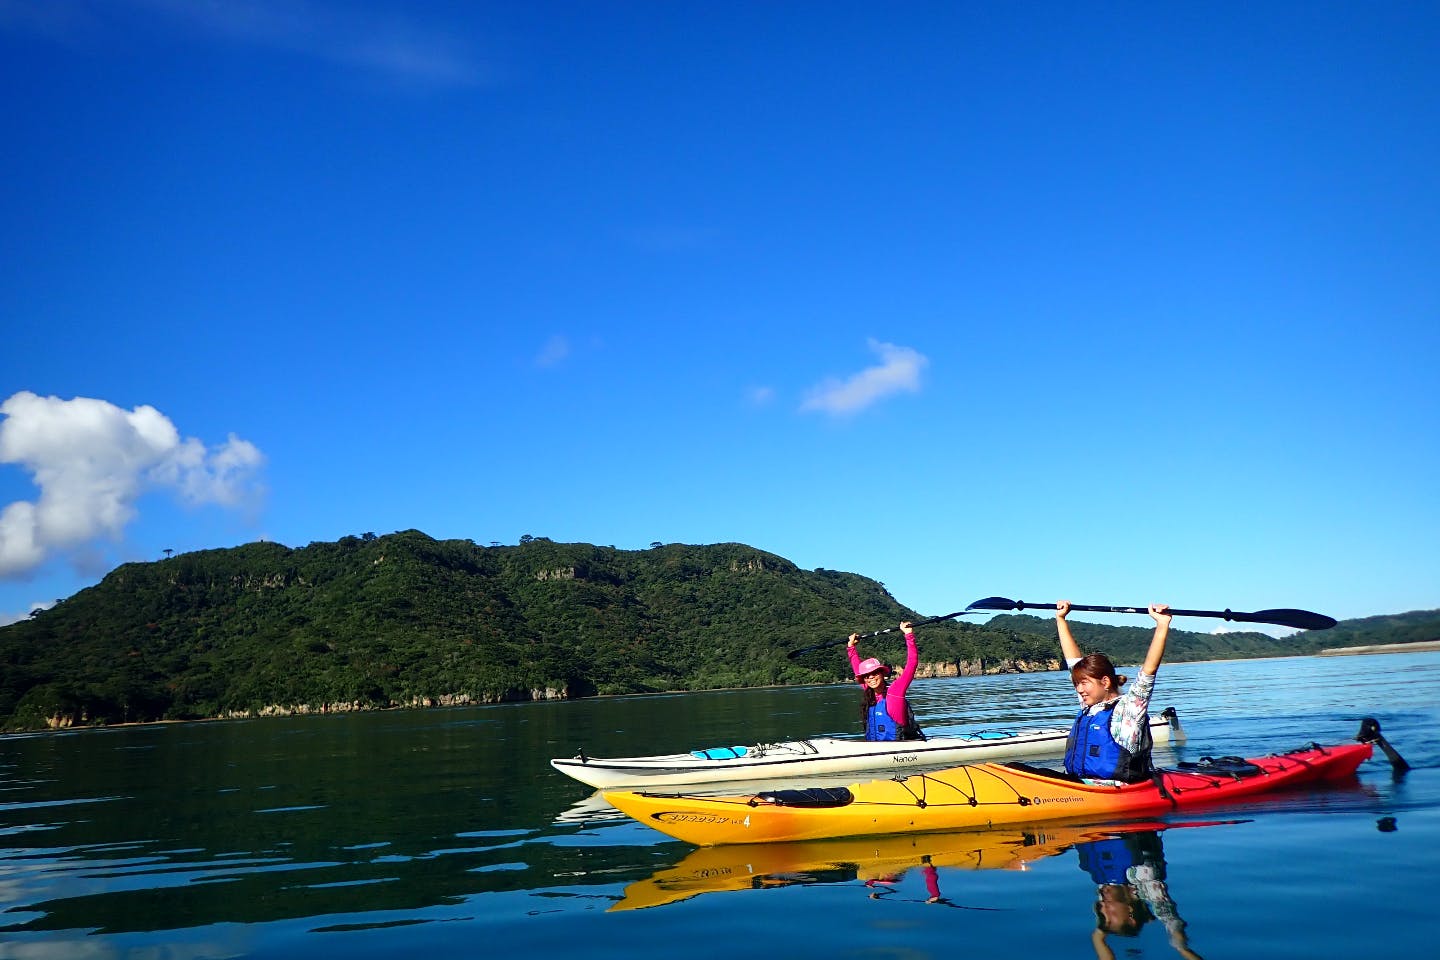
[846,621,923,741]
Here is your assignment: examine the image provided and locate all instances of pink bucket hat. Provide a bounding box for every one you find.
[854,657,891,679]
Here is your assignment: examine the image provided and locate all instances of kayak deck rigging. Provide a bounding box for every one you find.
[604,718,1408,845]
[728,738,1374,813]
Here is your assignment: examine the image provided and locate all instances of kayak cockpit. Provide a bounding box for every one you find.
[1172,756,1264,778]
[752,787,855,808]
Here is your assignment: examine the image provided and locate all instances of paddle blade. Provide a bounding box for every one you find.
[1247,608,1337,631]
[964,596,1021,612]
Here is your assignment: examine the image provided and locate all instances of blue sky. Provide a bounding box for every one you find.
[2,1,1437,636]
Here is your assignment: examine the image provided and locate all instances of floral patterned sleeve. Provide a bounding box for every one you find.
[1110,670,1156,752]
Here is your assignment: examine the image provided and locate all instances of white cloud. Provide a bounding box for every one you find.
[800,340,929,416]
[153,434,266,506]
[0,599,51,627]
[1211,624,1296,639]
[535,334,571,368]
[746,385,776,407]
[2,0,490,87]
[0,392,266,579]
[141,0,488,86]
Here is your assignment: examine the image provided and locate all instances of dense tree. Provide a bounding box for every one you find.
[1,530,1433,732]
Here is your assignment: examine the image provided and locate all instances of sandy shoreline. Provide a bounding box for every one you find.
[1318,641,1440,656]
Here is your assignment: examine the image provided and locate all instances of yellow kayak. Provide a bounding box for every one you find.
[605,721,1385,846]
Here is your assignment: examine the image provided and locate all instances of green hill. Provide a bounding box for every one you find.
[1306,610,1440,649]
[2,530,1434,732]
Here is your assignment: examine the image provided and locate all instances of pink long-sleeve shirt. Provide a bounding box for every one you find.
[848,629,919,727]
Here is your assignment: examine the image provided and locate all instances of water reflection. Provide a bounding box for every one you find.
[608,819,1240,913]
[0,711,674,937]
[1077,828,1203,960]
[1,652,1432,952]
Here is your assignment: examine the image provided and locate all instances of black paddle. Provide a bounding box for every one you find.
[963,597,1337,631]
[785,610,983,660]
[1358,717,1411,773]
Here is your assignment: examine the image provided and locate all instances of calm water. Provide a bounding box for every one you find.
[2,652,1437,959]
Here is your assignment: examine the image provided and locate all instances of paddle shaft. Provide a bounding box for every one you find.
[965,597,1336,631]
[785,610,973,660]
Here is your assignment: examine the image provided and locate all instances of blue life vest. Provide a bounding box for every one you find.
[1077,836,1137,885]
[866,698,900,741]
[1077,832,1167,885]
[864,697,923,742]
[1065,701,1153,783]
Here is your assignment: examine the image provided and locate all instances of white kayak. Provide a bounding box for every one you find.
[550,707,1183,789]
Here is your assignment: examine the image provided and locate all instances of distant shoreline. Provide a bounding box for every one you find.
[10,646,1439,738]
[1318,641,1440,657]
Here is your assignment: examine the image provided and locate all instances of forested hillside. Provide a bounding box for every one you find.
[1306,610,1440,649]
[2,530,1431,732]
